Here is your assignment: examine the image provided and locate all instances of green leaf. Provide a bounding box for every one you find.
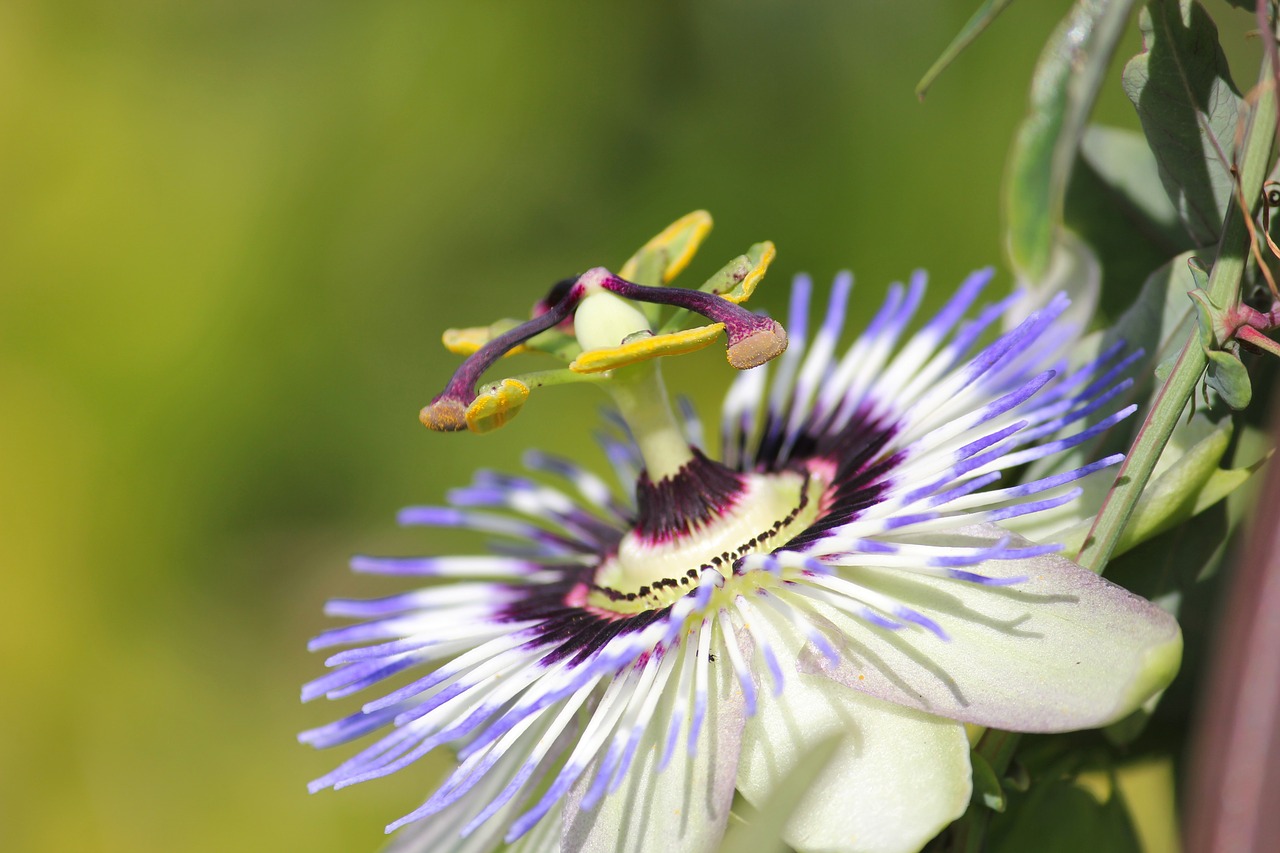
[1188,286,1223,349]
[916,0,1017,99]
[1006,0,1136,284]
[1111,252,1203,373]
[971,750,1008,813]
[1117,414,1230,535]
[1110,414,1243,551]
[1003,759,1031,793]
[989,777,1142,853]
[1079,125,1185,243]
[1065,125,1195,321]
[1020,230,1104,341]
[1121,0,1245,246]
[1078,28,1276,572]
[1107,423,1269,603]
[1204,347,1253,409]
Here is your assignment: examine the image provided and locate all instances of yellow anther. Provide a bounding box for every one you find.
[464,378,530,433]
[442,323,528,357]
[714,241,776,305]
[619,211,714,286]
[443,323,579,362]
[568,324,726,374]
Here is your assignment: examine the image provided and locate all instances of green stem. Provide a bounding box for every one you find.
[483,367,608,393]
[1075,72,1278,573]
[607,363,694,480]
[947,729,1022,853]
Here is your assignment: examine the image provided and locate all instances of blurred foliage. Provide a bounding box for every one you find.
[0,1,1271,852]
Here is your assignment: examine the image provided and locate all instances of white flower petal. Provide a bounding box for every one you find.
[737,670,970,853]
[560,634,746,853]
[801,523,1182,731]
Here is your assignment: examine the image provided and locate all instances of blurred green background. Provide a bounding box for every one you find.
[0,2,1259,851]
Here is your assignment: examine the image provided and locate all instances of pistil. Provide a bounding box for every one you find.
[587,268,788,369]
[421,262,788,434]
[421,281,585,431]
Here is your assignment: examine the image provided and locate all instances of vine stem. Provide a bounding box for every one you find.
[1075,70,1278,573]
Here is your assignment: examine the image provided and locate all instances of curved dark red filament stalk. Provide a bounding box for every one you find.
[598,274,787,368]
[432,282,585,407]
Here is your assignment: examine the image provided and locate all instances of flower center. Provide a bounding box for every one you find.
[554,282,814,616]
[584,465,828,616]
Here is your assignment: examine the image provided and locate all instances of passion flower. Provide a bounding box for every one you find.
[302,214,1181,853]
